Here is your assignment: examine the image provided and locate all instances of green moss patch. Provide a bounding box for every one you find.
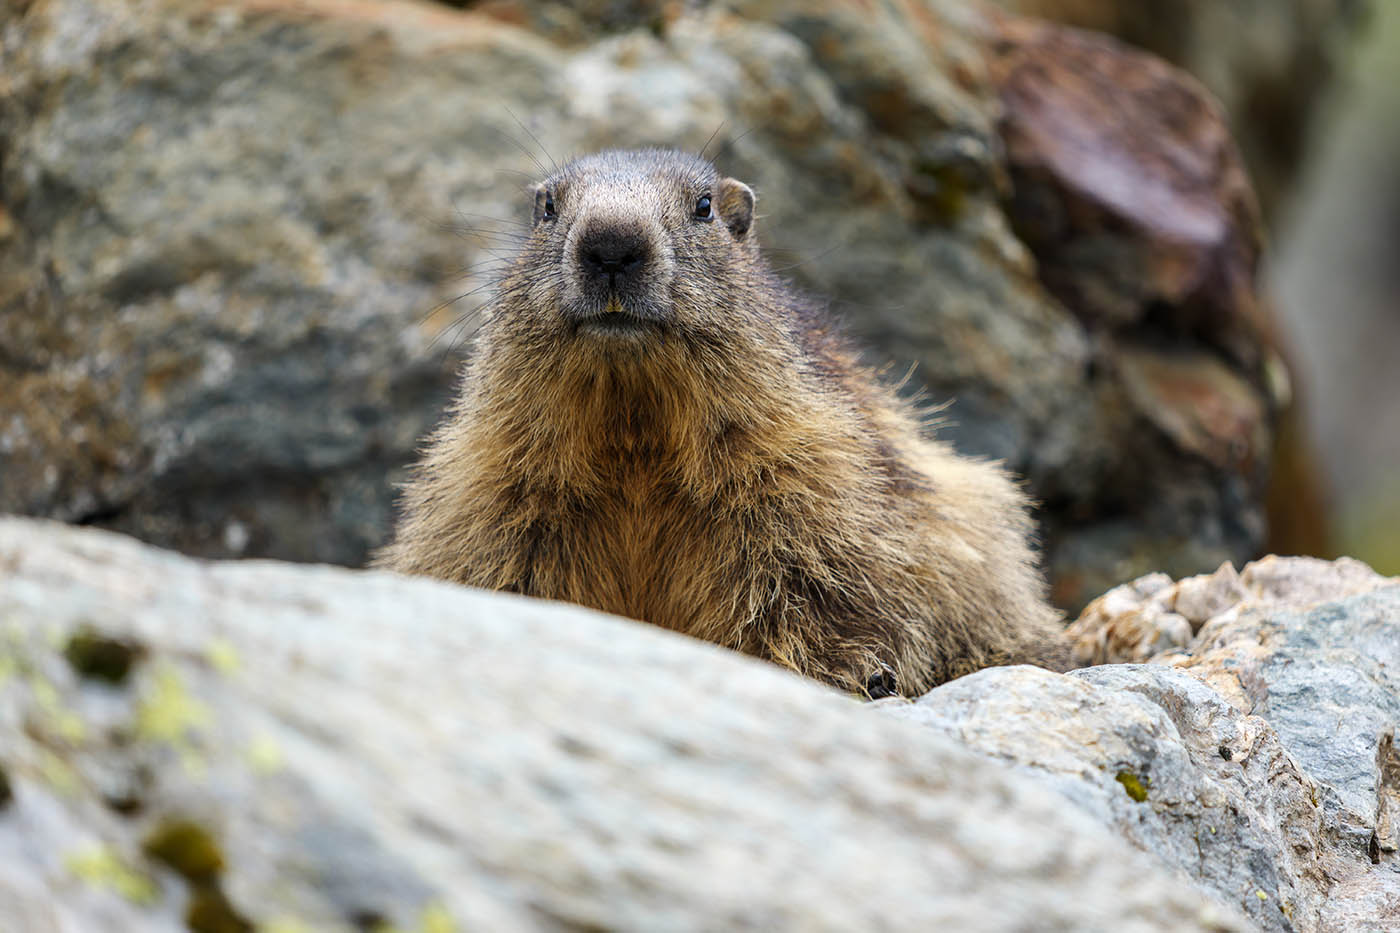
[187,883,254,933]
[63,627,145,685]
[142,818,225,883]
[1115,770,1150,803]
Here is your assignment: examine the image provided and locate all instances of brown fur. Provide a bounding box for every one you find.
[378,148,1069,697]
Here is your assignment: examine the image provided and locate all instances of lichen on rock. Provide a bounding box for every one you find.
[0,517,1250,931]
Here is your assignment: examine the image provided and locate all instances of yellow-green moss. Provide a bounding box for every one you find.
[245,734,285,775]
[28,674,87,743]
[30,675,60,711]
[65,845,159,904]
[136,667,210,744]
[261,919,314,933]
[205,638,240,675]
[420,903,457,933]
[1115,770,1150,803]
[142,818,225,883]
[53,709,87,743]
[37,748,80,795]
[375,902,458,933]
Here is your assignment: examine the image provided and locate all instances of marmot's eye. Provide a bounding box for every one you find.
[543,193,557,220]
[694,195,713,220]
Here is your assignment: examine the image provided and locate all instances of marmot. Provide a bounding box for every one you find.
[379,148,1070,697]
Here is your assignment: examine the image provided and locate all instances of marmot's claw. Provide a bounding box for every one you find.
[864,667,898,699]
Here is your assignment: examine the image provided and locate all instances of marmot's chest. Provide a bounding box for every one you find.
[531,479,748,636]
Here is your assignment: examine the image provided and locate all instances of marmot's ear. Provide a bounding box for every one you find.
[532,184,550,225]
[716,178,755,240]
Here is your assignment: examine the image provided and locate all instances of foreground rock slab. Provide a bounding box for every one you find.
[0,518,1240,931]
[885,556,1400,931]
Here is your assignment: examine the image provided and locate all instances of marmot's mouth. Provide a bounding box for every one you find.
[573,312,662,337]
[565,294,669,337]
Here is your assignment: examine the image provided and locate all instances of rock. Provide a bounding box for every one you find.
[987,0,1371,220]
[0,517,1245,931]
[987,17,1266,355]
[884,665,1327,930]
[1066,561,1238,664]
[1172,561,1249,628]
[1179,562,1400,857]
[1068,555,1394,666]
[978,13,1284,603]
[887,554,1400,931]
[982,0,1361,568]
[0,0,1278,610]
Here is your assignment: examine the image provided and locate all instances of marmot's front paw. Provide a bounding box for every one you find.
[864,666,898,699]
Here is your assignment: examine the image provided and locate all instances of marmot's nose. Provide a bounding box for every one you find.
[577,227,650,286]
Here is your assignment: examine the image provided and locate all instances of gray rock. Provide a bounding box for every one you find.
[887,555,1400,931]
[0,517,1245,931]
[1183,563,1400,858]
[0,0,1277,610]
[885,665,1324,929]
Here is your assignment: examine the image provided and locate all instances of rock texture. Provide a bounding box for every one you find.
[0,518,1245,931]
[989,0,1370,219]
[985,0,1368,565]
[988,17,1269,368]
[0,0,1280,610]
[885,555,1400,931]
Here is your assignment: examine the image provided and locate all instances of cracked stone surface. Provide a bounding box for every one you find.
[884,555,1400,931]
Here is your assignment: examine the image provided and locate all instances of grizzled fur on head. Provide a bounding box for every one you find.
[378,148,1070,697]
[499,148,760,351]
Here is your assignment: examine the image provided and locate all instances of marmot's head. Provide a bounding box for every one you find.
[495,149,760,348]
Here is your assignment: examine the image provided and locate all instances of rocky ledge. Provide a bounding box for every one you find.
[888,554,1400,930]
[1,518,1397,930]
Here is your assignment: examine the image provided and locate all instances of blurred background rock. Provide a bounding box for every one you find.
[991,0,1371,224]
[0,0,1393,609]
[998,0,1400,577]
